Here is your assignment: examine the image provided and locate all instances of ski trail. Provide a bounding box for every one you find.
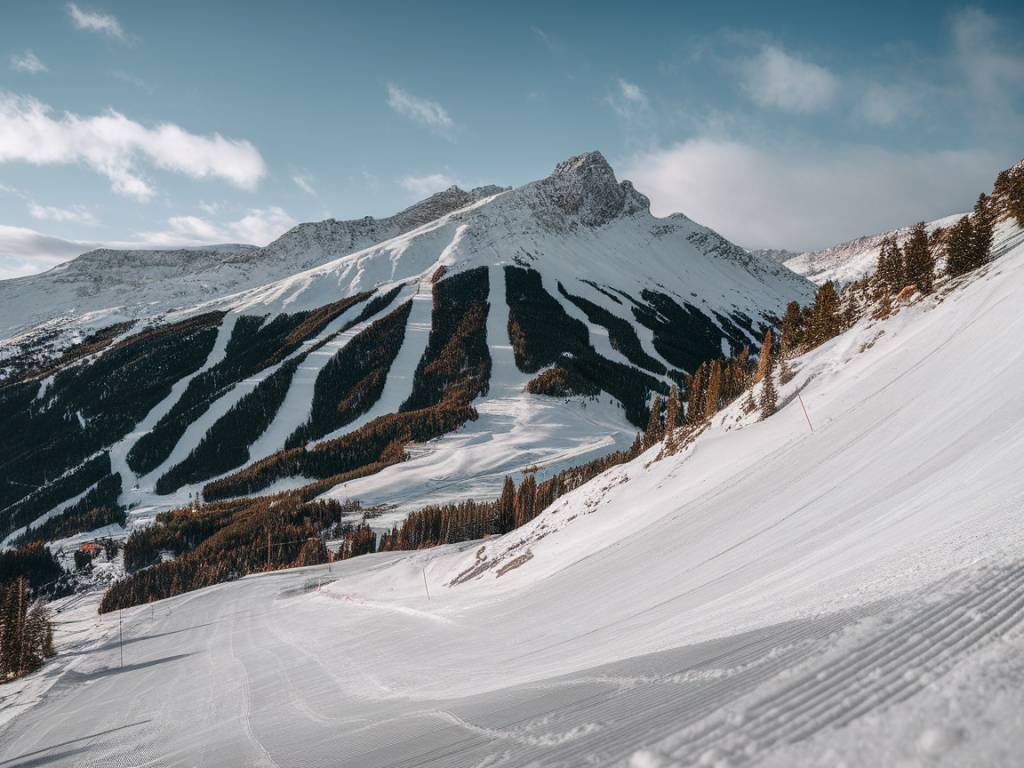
[111,314,239,504]
[137,301,366,490]
[310,273,435,448]
[245,284,411,462]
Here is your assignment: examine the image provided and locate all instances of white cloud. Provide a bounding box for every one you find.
[741,45,838,113]
[10,51,47,74]
[386,84,455,138]
[0,182,99,226]
[0,206,297,279]
[29,203,98,226]
[228,207,295,245]
[0,92,266,200]
[291,171,317,197]
[606,78,651,120]
[166,215,222,241]
[67,3,126,40]
[398,173,458,198]
[618,79,646,104]
[624,139,1003,251]
[136,207,296,248]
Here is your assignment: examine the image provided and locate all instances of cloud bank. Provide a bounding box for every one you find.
[0,92,266,200]
[624,139,1003,251]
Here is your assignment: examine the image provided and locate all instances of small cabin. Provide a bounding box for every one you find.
[78,542,102,555]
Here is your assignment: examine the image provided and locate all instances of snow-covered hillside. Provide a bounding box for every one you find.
[1,152,813,540]
[2,204,1022,767]
[784,213,963,286]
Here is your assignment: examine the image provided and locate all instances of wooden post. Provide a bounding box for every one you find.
[797,392,814,433]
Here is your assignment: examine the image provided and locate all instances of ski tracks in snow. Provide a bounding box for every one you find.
[634,562,1024,767]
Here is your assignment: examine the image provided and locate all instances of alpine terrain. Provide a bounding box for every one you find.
[0,151,810,541]
[2,152,1024,768]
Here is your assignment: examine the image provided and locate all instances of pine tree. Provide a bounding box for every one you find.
[686,364,705,425]
[497,476,516,534]
[703,361,722,420]
[644,395,664,449]
[994,166,1024,225]
[760,357,778,419]
[0,577,50,679]
[971,193,994,270]
[754,328,775,383]
[810,282,840,345]
[876,236,905,293]
[780,302,802,355]
[902,222,934,294]
[875,237,890,292]
[945,215,975,277]
[513,475,537,528]
[664,385,680,452]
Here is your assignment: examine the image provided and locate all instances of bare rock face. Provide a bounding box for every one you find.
[519,151,650,229]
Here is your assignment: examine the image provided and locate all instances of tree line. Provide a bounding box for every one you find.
[0,312,223,529]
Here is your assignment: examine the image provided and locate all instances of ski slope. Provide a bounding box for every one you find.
[3,215,1023,765]
[319,266,638,526]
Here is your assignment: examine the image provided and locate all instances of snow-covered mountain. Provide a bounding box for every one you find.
[4,170,1023,767]
[783,213,964,286]
[0,151,812,542]
[0,185,506,339]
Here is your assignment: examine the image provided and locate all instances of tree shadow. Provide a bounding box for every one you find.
[59,652,194,684]
[64,623,216,657]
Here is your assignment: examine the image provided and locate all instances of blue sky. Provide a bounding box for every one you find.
[1,1,1023,277]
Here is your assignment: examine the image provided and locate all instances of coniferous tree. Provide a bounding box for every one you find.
[703,361,722,420]
[686,364,705,425]
[780,302,803,355]
[733,346,751,393]
[945,215,975,277]
[664,385,681,452]
[902,222,934,294]
[876,236,906,293]
[644,395,664,448]
[0,577,53,680]
[513,475,537,528]
[810,282,840,345]
[994,166,1024,225]
[760,357,778,419]
[971,193,994,270]
[497,476,516,534]
[754,329,775,383]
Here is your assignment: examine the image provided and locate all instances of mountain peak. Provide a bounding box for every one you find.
[526,150,650,228]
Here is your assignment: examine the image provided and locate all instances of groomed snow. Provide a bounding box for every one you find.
[3,219,1023,766]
